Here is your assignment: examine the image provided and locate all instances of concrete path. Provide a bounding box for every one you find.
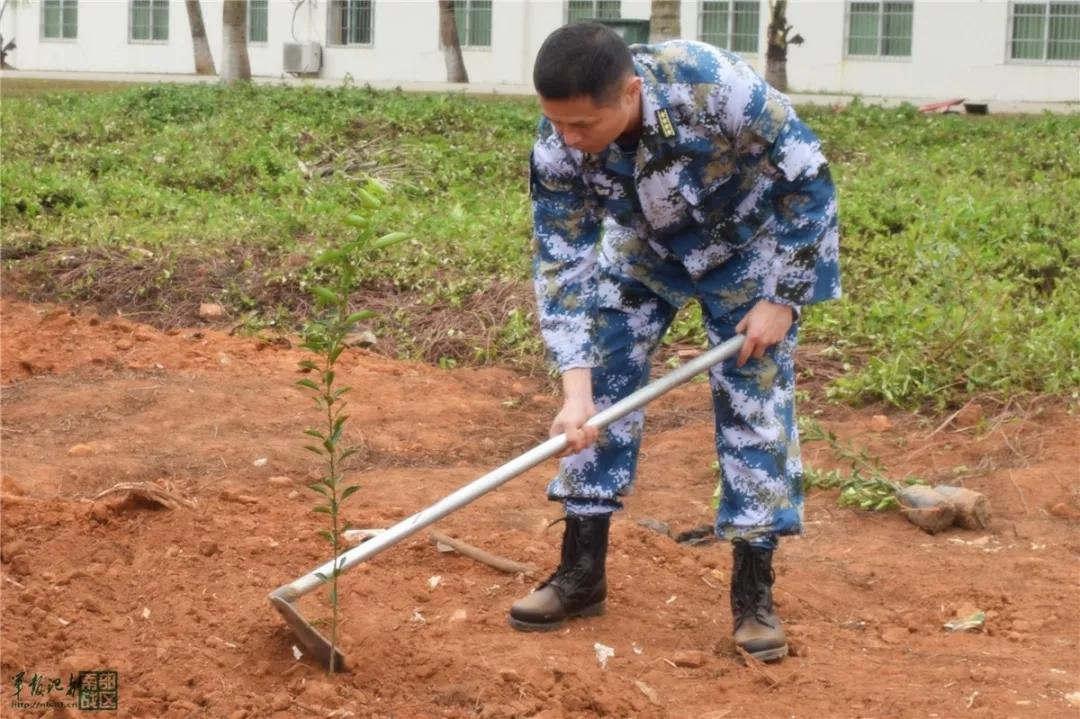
[2,68,1077,114]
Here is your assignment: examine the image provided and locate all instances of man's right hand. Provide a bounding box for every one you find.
[553,368,599,457]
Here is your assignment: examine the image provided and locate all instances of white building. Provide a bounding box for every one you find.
[2,0,1078,102]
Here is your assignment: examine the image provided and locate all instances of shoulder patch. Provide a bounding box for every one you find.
[655,109,676,139]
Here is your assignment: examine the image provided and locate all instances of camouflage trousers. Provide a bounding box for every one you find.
[547,258,803,550]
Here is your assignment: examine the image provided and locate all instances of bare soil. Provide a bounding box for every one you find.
[2,299,1078,719]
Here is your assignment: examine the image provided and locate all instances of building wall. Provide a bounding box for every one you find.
[2,0,1077,101]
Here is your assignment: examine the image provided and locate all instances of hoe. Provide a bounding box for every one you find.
[269,334,746,670]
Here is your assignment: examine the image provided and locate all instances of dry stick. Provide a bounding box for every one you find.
[735,646,781,688]
[428,529,538,578]
[1007,470,1030,515]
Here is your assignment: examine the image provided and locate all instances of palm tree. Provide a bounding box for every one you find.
[222,0,251,82]
[649,0,680,43]
[185,0,216,75]
[765,0,803,92]
[438,0,469,82]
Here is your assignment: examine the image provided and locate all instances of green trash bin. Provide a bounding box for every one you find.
[584,18,650,44]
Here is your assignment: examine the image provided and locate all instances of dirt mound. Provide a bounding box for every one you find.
[2,299,1078,718]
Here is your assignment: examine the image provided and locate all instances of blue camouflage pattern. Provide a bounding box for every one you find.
[531,40,840,545]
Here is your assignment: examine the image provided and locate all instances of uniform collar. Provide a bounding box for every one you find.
[635,56,680,146]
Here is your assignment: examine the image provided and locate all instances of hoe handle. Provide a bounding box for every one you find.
[273,334,745,601]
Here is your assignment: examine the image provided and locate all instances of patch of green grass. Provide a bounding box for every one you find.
[2,85,1077,404]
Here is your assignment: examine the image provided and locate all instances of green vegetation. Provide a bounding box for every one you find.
[2,83,1077,408]
[296,179,410,674]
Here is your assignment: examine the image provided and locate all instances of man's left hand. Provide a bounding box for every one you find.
[734,300,795,367]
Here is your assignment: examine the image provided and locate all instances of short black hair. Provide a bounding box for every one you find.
[533,23,634,105]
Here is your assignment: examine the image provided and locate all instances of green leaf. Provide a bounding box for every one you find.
[308,483,330,497]
[317,530,335,543]
[372,232,409,250]
[303,445,324,456]
[298,360,319,371]
[341,485,361,502]
[314,572,329,583]
[339,448,360,461]
[313,249,345,266]
[357,188,382,209]
[346,310,376,324]
[312,505,332,515]
[323,369,335,387]
[344,213,369,228]
[313,286,340,306]
[304,429,326,440]
[296,378,320,391]
[329,344,345,364]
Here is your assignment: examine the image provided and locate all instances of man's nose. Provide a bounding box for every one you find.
[561,128,582,147]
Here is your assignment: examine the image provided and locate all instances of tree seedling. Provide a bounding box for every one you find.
[297,179,408,674]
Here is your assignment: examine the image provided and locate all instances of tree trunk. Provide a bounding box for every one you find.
[765,0,789,92]
[185,0,216,75]
[439,0,469,83]
[649,0,680,43]
[221,0,251,83]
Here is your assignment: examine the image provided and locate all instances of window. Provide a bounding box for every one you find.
[567,0,621,24]
[249,0,269,43]
[43,0,77,40]
[846,1,913,57]
[131,0,169,42]
[700,1,760,54]
[455,0,492,48]
[329,0,373,45]
[1010,2,1080,61]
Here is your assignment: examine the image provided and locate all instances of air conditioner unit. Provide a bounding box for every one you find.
[283,42,322,74]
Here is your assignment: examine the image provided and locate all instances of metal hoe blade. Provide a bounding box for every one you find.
[269,334,746,670]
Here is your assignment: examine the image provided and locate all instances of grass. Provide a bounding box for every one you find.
[2,83,1077,408]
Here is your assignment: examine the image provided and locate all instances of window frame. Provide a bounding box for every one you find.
[129,0,170,44]
[698,0,762,56]
[327,0,375,48]
[248,0,269,45]
[41,0,78,42]
[1006,0,1080,65]
[566,0,622,25]
[843,0,914,61]
[454,0,493,50]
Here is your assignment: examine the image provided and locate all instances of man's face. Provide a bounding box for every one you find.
[539,75,642,154]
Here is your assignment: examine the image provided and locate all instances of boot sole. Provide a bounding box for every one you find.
[507,601,605,633]
[742,643,788,662]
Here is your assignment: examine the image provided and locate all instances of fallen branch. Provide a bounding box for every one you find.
[428,529,538,578]
[92,481,195,510]
[735,646,781,688]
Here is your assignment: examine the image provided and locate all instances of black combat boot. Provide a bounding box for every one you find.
[508,514,609,632]
[731,538,788,661]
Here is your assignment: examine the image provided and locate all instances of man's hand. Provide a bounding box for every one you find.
[734,300,795,367]
[553,367,598,457]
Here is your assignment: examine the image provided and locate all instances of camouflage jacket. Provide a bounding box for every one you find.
[531,40,841,371]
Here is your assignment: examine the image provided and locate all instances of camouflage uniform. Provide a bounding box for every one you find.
[531,41,840,548]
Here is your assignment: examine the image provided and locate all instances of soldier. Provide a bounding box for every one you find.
[508,23,840,662]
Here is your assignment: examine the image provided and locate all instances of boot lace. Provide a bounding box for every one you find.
[732,541,777,629]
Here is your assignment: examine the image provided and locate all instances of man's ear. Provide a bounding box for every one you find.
[624,75,642,102]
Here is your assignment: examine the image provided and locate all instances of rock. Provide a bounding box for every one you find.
[198,540,220,557]
[671,650,707,668]
[8,554,31,576]
[1,538,25,563]
[268,476,293,486]
[165,545,181,558]
[220,490,259,505]
[498,669,521,684]
[969,665,999,682]
[1049,502,1080,520]
[198,303,225,320]
[1,475,26,496]
[954,402,984,428]
[266,693,292,712]
[637,517,672,537]
[134,330,153,342]
[345,330,377,348]
[300,680,338,707]
[1065,692,1080,708]
[869,414,893,432]
[287,491,300,500]
[68,444,95,457]
[635,680,661,706]
[448,609,468,623]
[115,338,134,350]
[787,639,809,658]
[880,626,911,644]
[89,503,111,523]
